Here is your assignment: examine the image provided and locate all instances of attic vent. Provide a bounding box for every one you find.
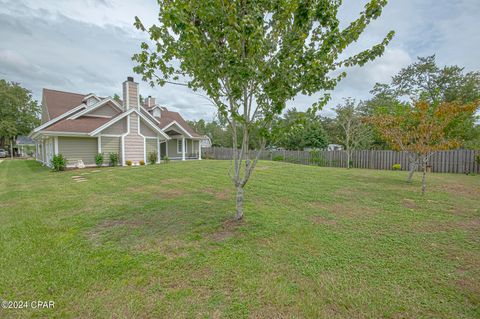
[86,98,96,106]
[153,108,161,117]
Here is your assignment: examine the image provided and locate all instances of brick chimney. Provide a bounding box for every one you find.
[146,96,156,108]
[122,76,139,109]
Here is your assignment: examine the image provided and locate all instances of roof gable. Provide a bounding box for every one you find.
[43,89,86,119]
[157,109,200,137]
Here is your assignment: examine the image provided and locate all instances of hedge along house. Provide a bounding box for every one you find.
[30,77,203,167]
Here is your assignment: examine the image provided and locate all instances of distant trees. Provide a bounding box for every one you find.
[271,109,328,150]
[363,55,480,148]
[0,80,40,153]
[333,99,372,168]
[368,100,479,194]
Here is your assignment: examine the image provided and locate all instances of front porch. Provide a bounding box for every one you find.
[161,137,202,160]
[161,122,202,161]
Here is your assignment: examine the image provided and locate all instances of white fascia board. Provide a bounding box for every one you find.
[35,131,90,137]
[135,110,170,140]
[82,93,101,102]
[32,104,86,133]
[139,106,160,124]
[69,98,123,120]
[162,121,193,138]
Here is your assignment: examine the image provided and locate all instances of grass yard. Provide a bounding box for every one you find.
[0,159,479,318]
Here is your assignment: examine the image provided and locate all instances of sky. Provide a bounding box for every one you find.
[0,0,479,120]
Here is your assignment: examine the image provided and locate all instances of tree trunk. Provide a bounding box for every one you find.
[421,160,427,195]
[346,150,350,169]
[235,185,244,220]
[10,138,14,159]
[407,162,416,182]
[407,156,418,183]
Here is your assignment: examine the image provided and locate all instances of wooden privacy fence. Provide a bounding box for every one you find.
[202,147,480,174]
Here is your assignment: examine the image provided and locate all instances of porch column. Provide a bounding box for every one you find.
[182,137,186,161]
[198,140,202,160]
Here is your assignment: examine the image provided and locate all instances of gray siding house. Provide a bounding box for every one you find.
[30,77,203,167]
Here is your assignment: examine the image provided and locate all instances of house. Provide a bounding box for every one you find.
[327,144,343,151]
[30,77,203,167]
[15,135,35,157]
[200,135,212,148]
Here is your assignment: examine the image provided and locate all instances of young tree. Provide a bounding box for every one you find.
[334,98,372,168]
[364,55,480,147]
[0,80,40,154]
[368,100,479,194]
[133,0,394,220]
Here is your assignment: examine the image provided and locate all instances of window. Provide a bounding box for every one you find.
[177,139,183,153]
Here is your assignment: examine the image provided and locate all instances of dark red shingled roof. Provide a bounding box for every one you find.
[40,88,200,137]
[156,108,200,137]
[43,116,112,133]
[43,89,86,119]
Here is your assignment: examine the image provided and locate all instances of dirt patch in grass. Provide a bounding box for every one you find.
[159,178,186,185]
[403,198,417,209]
[208,219,243,242]
[86,218,145,245]
[156,188,186,199]
[433,182,479,199]
[204,187,232,200]
[308,215,337,226]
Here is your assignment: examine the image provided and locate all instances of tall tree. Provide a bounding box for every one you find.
[368,100,479,194]
[334,98,372,168]
[0,80,40,153]
[364,55,480,148]
[133,0,394,220]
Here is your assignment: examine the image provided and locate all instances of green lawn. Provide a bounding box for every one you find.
[0,159,479,318]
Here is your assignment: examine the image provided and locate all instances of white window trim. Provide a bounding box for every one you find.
[177,139,183,153]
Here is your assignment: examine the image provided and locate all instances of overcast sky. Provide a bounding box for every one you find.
[1,0,479,120]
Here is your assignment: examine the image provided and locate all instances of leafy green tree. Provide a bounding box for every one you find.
[133,0,394,220]
[364,55,480,148]
[0,80,40,153]
[334,98,373,168]
[272,109,328,150]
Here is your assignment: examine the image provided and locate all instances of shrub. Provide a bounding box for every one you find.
[272,155,284,161]
[139,160,145,165]
[286,156,300,164]
[162,155,170,163]
[148,152,158,164]
[51,154,67,171]
[392,163,401,170]
[109,153,119,166]
[126,160,132,166]
[310,150,325,166]
[95,153,104,167]
[476,154,480,165]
